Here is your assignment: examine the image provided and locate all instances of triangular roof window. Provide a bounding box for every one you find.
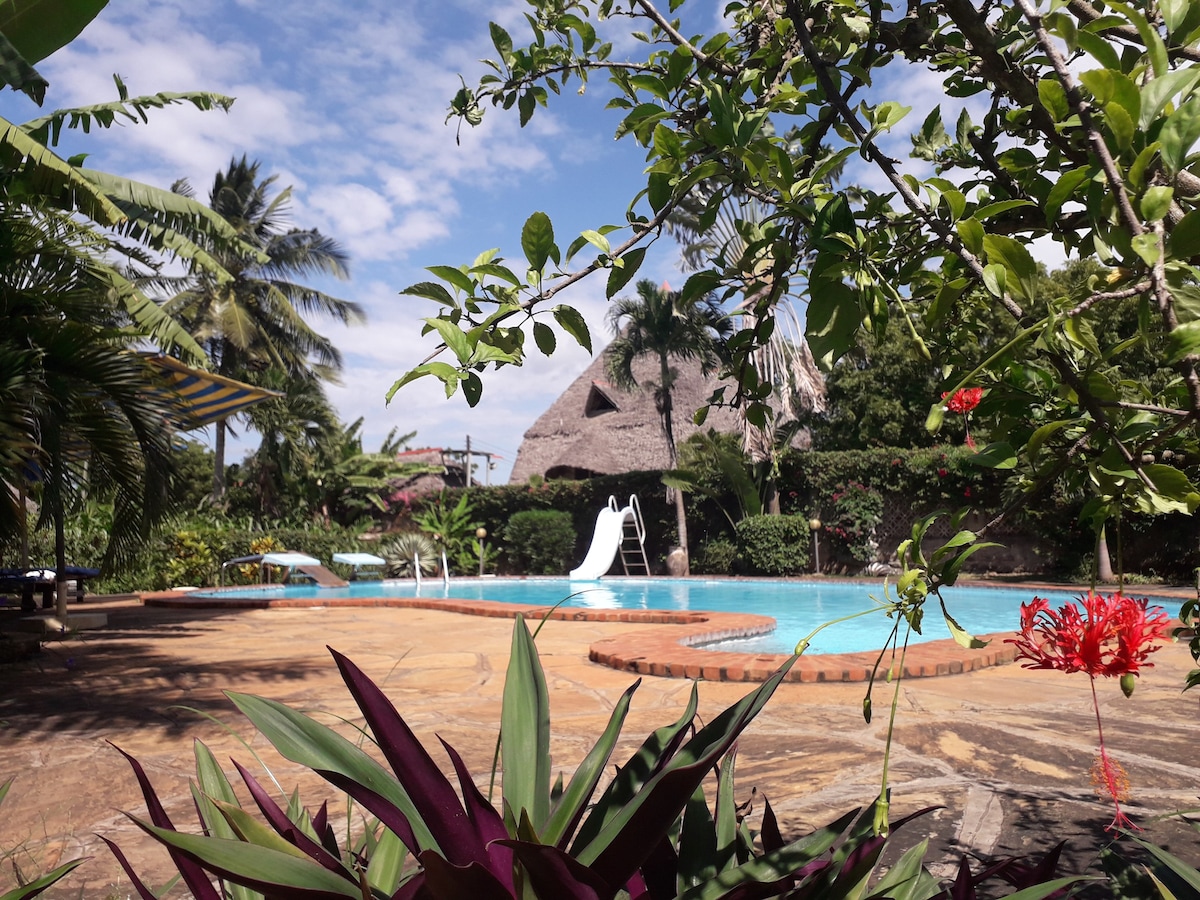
[585,382,620,417]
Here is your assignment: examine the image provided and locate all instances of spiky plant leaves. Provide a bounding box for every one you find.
[501,614,551,831]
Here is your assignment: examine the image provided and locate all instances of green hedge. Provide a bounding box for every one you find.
[734,516,811,575]
[7,444,1196,590]
[503,510,577,575]
[410,471,678,573]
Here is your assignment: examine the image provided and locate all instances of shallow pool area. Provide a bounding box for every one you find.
[189,577,1100,654]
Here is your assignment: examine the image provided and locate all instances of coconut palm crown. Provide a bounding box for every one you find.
[164,156,364,500]
[605,279,732,572]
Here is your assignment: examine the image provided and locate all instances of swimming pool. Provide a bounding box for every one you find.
[192,577,1105,655]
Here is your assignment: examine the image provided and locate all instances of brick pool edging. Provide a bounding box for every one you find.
[140,590,1017,682]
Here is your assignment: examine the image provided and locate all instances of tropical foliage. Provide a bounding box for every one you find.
[0,2,267,592]
[103,617,1085,900]
[396,0,1200,675]
[605,279,733,571]
[164,156,362,501]
[502,509,577,574]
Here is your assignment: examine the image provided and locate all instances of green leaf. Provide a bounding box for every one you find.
[365,824,407,895]
[1132,232,1162,266]
[0,859,86,900]
[226,692,440,854]
[969,442,1017,469]
[974,199,1034,221]
[1129,836,1200,894]
[0,0,107,67]
[1139,68,1200,128]
[1170,210,1200,258]
[552,304,592,353]
[1140,186,1174,221]
[470,262,523,286]
[1075,32,1121,71]
[1027,420,1072,457]
[460,371,483,406]
[606,247,645,298]
[939,598,989,648]
[0,115,123,223]
[984,234,1041,301]
[532,321,556,356]
[804,279,860,370]
[955,217,984,255]
[191,746,261,900]
[489,21,513,64]
[1109,0,1168,76]
[502,616,551,829]
[542,682,638,847]
[982,263,1007,298]
[678,810,858,900]
[942,542,1002,588]
[521,211,555,273]
[1037,78,1069,121]
[425,264,474,294]
[131,820,363,898]
[580,229,611,253]
[425,317,473,364]
[1045,167,1092,224]
[1160,100,1200,173]
[402,281,457,306]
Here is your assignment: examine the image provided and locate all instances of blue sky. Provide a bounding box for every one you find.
[5,0,1017,482]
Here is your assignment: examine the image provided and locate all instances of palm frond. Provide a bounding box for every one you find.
[22,89,235,148]
[0,115,124,224]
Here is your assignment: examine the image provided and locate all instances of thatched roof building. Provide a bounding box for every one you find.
[510,346,821,483]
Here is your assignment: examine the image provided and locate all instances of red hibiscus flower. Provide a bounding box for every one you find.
[1008,593,1170,679]
[943,387,983,413]
[1007,592,1170,831]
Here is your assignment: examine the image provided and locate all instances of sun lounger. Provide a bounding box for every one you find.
[331,552,385,581]
[260,552,349,588]
[0,567,100,611]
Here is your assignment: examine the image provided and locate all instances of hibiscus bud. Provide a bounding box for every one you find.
[1120,673,1136,698]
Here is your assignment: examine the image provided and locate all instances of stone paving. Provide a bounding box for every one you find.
[2,592,1198,898]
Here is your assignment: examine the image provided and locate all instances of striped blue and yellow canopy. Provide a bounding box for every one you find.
[142,354,282,430]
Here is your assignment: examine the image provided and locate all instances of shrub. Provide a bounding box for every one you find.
[734,515,811,575]
[692,537,738,574]
[503,509,576,575]
[161,531,215,588]
[824,483,884,564]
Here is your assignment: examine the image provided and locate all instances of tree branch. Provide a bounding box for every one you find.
[1067,280,1152,316]
[632,0,739,76]
[787,3,1024,320]
[1067,0,1200,63]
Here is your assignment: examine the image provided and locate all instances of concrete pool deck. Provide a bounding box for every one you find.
[3,585,1198,897]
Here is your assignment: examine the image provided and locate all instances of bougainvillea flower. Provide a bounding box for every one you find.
[942,387,983,413]
[1008,592,1170,679]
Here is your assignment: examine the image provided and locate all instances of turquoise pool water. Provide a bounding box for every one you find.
[194,577,1116,654]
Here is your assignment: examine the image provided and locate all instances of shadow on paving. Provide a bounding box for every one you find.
[0,606,331,737]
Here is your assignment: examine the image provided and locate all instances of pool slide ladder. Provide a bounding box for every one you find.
[570,494,650,580]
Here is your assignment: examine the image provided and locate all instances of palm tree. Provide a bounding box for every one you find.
[605,279,732,574]
[164,156,363,501]
[665,181,825,512]
[0,205,180,614]
[238,369,339,519]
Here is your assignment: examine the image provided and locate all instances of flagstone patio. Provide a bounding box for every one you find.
[2,592,1197,897]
